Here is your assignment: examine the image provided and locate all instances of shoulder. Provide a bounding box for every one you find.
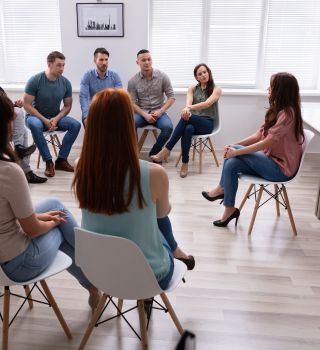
[26,72,44,87]
[149,161,168,182]
[128,73,140,87]
[276,108,294,125]
[81,69,93,81]
[0,161,26,184]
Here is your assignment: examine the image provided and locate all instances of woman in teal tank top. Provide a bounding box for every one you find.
[72,88,194,289]
[151,63,222,178]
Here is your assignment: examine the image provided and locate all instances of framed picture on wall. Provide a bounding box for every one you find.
[76,3,124,37]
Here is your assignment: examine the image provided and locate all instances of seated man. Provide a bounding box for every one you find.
[127,49,175,158]
[24,51,81,178]
[0,87,47,184]
[80,47,122,126]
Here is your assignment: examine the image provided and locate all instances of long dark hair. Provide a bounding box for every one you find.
[264,72,304,143]
[0,92,16,162]
[72,88,145,215]
[193,63,215,97]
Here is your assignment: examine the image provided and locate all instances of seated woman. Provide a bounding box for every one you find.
[0,93,100,311]
[72,88,194,290]
[202,72,304,227]
[151,63,221,178]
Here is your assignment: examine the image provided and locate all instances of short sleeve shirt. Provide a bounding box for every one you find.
[25,72,72,118]
[127,69,175,111]
[0,161,33,263]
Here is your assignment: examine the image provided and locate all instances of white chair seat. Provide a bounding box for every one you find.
[239,129,315,235]
[0,250,72,350]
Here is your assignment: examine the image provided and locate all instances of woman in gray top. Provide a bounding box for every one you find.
[151,63,221,177]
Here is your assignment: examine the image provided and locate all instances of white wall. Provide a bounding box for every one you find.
[7,0,320,152]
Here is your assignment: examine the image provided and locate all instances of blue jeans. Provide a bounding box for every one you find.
[134,112,173,156]
[26,115,81,162]
[166,115,213,163]
[1,198,93,290]
[157,216,177,290]
[220,145,292,207]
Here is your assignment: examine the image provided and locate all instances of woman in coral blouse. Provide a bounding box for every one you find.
[202,72,304,227]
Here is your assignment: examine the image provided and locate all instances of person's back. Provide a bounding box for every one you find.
[81,159,170,281]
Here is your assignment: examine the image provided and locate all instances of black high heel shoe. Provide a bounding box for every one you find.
[201,191,224,203]
[176,255,195,270]
[213,208,240,227]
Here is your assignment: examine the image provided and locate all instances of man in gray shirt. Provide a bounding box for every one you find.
[127,49,175,158]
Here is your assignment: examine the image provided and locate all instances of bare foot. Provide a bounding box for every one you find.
[173,246,189,259]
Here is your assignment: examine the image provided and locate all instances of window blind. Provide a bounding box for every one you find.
[150,0,203,87]
[262,0,320,89]
[0,0,61,84]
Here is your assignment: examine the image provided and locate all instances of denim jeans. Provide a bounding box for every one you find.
[166,115,214,163]
[157,232,174,290]
[134,112,173,156]
[220,145,292,207]
[1,198,93,290]
[26,115,81,162]
[12,107,31,173]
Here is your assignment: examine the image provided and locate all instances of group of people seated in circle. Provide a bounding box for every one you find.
[0,47,305,315]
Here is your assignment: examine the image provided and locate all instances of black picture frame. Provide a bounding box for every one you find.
[76,3,124,37]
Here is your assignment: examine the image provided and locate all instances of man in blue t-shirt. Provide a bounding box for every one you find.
[24,51,81,178]
[79,47,122,126]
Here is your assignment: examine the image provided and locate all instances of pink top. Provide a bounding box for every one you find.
[260,109,303,177]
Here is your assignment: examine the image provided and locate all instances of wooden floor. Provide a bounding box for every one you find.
[2,148,320,350]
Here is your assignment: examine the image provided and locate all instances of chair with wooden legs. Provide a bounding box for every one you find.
[75,228,187,350]
[137,125,159,152]
[37,130,65,168]
[175,104,221,173]
[238,129,314,235]
[0,251,72,350]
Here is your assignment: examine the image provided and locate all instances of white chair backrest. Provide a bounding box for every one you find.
[74,228,162,300]
[296,129,314,176]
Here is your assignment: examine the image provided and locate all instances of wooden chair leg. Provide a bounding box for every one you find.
[239,184,254,211]
[78,294,108,350]
[23,285,33,309]
[2,287,10,350]
[248,185,264,235]
[117,298,124,315]
[54,134,62,147]
[151,129,158,140]
[208,137,219,167]
[37,152,41,169]
[39,280,72,339]
[175,153,182,167]
[274,185,280,216]
[192,138,197,161]
[160,293,184,335]
[137,300,148,349]
[138,130,148,151]
[282,185,298,236]
[199,138,203,174]
[50,135,58,157]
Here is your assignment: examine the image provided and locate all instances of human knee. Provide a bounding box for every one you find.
[27,118,44,134]
[223,157,242,173]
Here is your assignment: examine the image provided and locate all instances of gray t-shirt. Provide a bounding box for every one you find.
[25,71,72,118]
[127,69,175,111]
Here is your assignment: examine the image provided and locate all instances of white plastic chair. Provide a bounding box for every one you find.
[36,130,66,168]
[175,104,221,173]
[137,125,159,152]
[0,250,72,350]
[74,227,187,350]
[238,129,315,235]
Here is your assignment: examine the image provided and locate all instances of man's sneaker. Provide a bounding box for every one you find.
[15,143,37,159]
[55,158,74,172]
[26,171,48,184]
[45,160,55,177]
